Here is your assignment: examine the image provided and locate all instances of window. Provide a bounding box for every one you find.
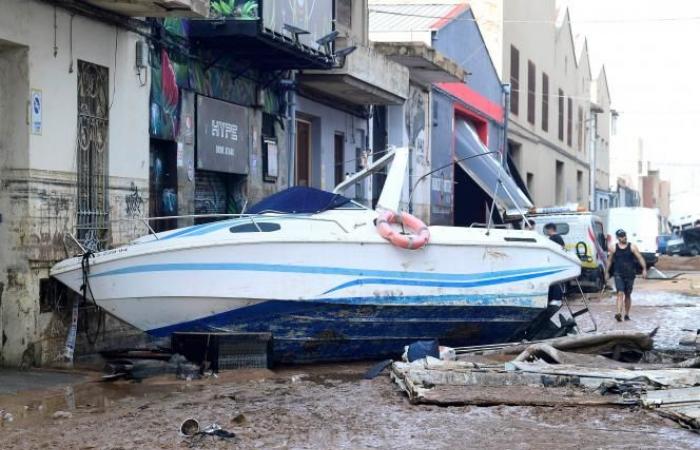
[578,106,584,151]
[558,89,564,141]
[577,170,583,201]
[542,223,570,235]
[230,222,281,233]
[510,45,519,115]
[567,98,573,147]
[527,60,536,124]
[555,160,564,204]
[262,113,278,182]
[541,73,549,131]
[334,133,345,187]
[336,0,352,28]
[526,172,534,194]
[76,60,109,251]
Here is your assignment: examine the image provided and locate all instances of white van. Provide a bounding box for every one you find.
[597,207,660,267]
[528,211,608,292]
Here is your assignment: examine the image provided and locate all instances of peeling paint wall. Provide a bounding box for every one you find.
[0,0,150,366]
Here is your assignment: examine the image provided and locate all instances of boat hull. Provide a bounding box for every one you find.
[147,300,546,363]
[52,227,580,363]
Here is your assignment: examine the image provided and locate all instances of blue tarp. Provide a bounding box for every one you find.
[248,186,353,214]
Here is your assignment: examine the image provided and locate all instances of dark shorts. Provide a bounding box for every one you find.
[614,275,635,295]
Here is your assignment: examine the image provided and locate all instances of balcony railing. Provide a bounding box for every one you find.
[81,0,210,17]
[188,0,335,70]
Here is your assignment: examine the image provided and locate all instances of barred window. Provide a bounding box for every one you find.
[76,60,110,251]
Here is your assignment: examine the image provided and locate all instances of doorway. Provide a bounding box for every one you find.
[149,139,178,232]
[334,133,345,187]
[295,119,311,187]
[555,160,564,204]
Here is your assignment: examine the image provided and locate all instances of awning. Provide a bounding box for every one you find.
[454,119,533,214]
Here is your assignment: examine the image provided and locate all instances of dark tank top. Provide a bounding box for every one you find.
[613,243,636,277]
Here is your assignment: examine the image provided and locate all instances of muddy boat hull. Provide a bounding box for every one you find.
[147,300,546,363]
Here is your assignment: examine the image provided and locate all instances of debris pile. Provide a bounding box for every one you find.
[390,331,700,432]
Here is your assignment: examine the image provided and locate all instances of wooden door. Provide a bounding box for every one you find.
[295,120,311,186]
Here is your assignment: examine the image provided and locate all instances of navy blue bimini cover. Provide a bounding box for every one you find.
[247,186,353,214]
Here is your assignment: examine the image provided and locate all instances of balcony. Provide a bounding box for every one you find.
[187,0,334,70]
[298,45,409,106]
[81,0,209,17]
[372,42,465,88]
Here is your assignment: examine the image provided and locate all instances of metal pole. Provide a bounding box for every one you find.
[588,113,597,210]
[502,83,510,166]
[286,72,297,188]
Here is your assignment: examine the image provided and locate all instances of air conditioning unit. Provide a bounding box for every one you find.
[81,0,210,18]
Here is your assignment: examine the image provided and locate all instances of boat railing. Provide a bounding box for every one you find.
[123,213,352,237]
[62,212,354,255]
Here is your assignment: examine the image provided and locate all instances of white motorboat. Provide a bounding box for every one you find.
[51,148,581,362]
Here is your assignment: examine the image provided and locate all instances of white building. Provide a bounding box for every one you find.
[0,0,207,366]
[469,0,613,208]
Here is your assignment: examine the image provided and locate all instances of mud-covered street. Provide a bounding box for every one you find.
[1,272,699,449]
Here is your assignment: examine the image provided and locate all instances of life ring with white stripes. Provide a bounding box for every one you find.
[376,210,430,250]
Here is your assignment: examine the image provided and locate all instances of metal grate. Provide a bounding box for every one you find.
[76,60,109,251]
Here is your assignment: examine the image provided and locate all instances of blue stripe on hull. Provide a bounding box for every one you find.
[147,301,544,363]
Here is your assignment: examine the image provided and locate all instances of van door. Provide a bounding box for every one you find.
[592,219,607,265]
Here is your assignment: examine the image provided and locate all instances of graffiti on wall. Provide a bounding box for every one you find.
[125,182,144,218]
[149,44,259,141]
[150,49,180,140]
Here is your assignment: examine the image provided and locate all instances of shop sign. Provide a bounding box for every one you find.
[196,95,249,174]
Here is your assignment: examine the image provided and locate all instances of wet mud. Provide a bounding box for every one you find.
[1,278,699,449]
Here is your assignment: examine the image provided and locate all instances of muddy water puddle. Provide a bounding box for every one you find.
[0,377,205,428]
[580,289,700,349]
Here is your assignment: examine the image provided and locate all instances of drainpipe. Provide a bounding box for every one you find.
[502,83,511,167]
[284,72,297,188]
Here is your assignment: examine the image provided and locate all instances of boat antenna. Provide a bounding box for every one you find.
[407,151,499,211]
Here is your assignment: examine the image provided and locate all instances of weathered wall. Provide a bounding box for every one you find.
[429,90,455,225]
[435,8,503,107]
[295,95,369,197]
[0,0,150,366]
[470,0,597,207]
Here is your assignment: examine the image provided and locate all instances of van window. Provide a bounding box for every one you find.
[543,223,569,235]
[593,221,606,249]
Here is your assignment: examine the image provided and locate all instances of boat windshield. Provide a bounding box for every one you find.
[247,186,366,214]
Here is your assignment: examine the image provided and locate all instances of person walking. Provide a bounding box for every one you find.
[606,229,647,322]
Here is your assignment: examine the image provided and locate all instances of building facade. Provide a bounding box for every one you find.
[469,0,613,208]
[0,0,164,366]
[0,0,410,367]
[641,169,671,220]
[370,1,530,226]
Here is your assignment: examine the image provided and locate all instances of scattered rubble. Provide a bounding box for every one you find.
[391,331,700,432]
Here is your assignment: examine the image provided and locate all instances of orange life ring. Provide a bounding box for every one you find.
[376,210,430,250]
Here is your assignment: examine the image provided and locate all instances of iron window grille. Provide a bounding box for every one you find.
[76,60,110,251]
